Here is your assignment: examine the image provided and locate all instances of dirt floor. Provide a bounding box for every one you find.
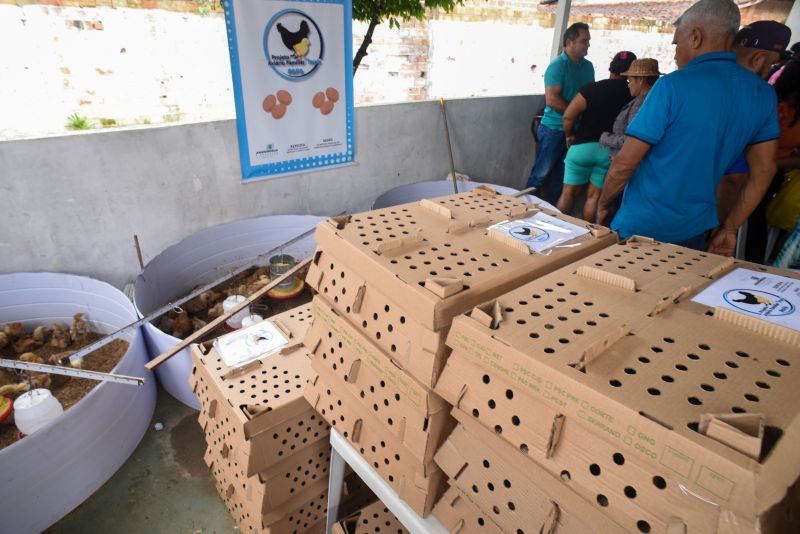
[0,333,128,450]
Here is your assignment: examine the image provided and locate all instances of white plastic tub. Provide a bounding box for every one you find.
[133,215,325,409]
[0,272,156,533]
[371,179,558,211]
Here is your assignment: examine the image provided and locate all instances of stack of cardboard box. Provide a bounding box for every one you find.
[434,238,800,533]
[189,303,336,533]
[301,187,618,516]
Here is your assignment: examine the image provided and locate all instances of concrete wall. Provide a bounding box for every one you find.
[0,95,542,288]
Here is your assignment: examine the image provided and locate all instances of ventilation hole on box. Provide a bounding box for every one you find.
[766,369,781,378]
[745,393,760,402]
[483,374,490,384]
[647,388,661,396]
[613,453,625,465]
[494,425,503,435]
[639,357,651,364]
[560,470,571,481]
[687,353,700,360]
[756,381,771,390]
[714,372,727,379]
[610,379,622,387]
[777,358,790,367]
[488,399,496,409]
[736,350,749,358]
[589,464,601,476]
[478,518,485,526]
[687,422,699,432]
[700,384,715,392]
[725,361,739,369]
[637,520,651,533]
[596,494,609,507]
[472,408,480,418]
[624,368,636,375]
[520,443,529,454]
[624,486,637,499]
[512,415,520,426]
[472,485,479,493]
[731,406,746,414]
[544,348,555,354]
[508,501,516,511]
[492,505,500,515]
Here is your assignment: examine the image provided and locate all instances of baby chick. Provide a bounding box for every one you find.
[32,325,47,345]
[171,311,192,339]
[19,352,44,364]
[206,302,224,321]
[70,313,88,344]
[159,315,175,334]
[13,336,36,355]
[191,317,207,332]
[0,332,8,350]
[4,322,23,339]
[50,323,70,349]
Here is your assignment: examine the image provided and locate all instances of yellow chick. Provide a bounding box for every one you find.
[293,37,310,58]
[32,325,47,345]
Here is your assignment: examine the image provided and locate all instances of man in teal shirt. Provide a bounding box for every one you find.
[526,23,595,204]
[597,0,779,255]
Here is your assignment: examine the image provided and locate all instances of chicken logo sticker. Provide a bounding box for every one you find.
[723,289,795,317]
[264,10,324,80]
[507,222,550,243]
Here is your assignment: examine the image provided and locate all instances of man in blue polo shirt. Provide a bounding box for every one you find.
[597,0,779,256]
[526,23,595,204]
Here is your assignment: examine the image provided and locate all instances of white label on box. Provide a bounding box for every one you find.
[213,320,289,367]
[488,213,590,253]
[691,267,800,331]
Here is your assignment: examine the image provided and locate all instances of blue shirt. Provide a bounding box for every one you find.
[541,52,595,130]
[612,52,779,243]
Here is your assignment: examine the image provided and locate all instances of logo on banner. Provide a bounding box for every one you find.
[264,9,324,80]
[508,223,550,243]
[722,289,795,317]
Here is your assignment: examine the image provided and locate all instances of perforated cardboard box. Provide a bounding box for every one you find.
[435,239,800,529]
[304,361,447,516]
[305,296,454,463]
[203,424,332,513]
[189,303,329,475]
[436,416,625,534]
[433,486,503,534]
[306,189,617,387]
[331,500,408,534]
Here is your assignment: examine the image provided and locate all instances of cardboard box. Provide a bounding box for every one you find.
[189,303,328,475]
[305,296,454,463]
[304,362,447,516]
[435,417,626,534]
[203,428,333,513]
[432,486,503,534]
[306,189,617,387]
[332,500,408,534]
[435,239,800,526]
[191,346,328,476]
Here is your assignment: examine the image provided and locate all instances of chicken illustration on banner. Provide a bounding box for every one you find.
[224,0,354,180]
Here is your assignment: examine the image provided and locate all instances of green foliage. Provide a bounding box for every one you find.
[65,113,93,131]
[352,0,463,71]
[352,0,463,28]
[100,118,117,127]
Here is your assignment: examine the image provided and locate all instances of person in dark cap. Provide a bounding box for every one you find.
[556,51,637,221]
[733,21,792,79]
[717,20,791,260]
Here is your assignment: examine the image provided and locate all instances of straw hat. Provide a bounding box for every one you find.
[621,58,662,77]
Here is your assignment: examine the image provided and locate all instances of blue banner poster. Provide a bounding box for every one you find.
[223,0,355,181]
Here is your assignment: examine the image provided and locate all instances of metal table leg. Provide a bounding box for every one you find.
[325,444,347,534]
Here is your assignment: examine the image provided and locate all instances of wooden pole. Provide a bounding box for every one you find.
[134,234,145,270]
[144,256,312,370]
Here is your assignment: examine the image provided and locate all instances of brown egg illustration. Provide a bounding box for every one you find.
[325,87,340,103]
[312,91,325,109]
[320,100,334,115]
[272,103,287,119]
[262,94,276,112]
[277,90,292,105]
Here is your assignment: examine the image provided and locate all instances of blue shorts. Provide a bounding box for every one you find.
[563,142,611,188]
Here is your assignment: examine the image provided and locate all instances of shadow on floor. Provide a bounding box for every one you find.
[48,386,234,533]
